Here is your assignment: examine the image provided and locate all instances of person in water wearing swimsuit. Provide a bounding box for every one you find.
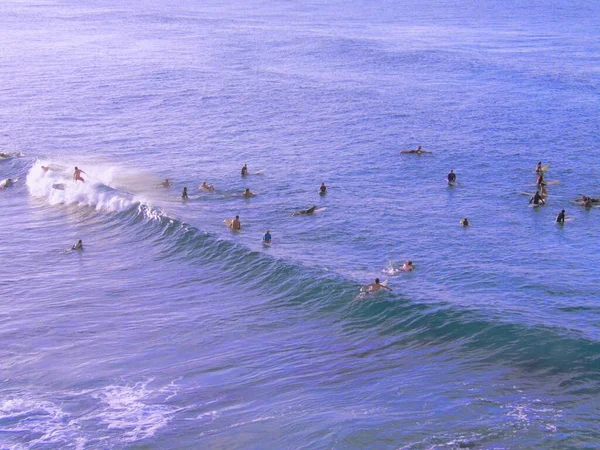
[320,182,327,195]
[556,210,566,223]
[72,239,83,250]
[243,188,255,197]
[292,205,317,216]
[402,261,414,271]
[447,170,456,184]
[241,164,248,177]
[263,229,272,244]
[231,215,241,230]
[363,278,392,293]
[73,166,86,183]
[182,187,189,200]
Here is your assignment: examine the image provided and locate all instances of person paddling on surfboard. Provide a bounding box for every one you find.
[556,210,566,224]
[447,170,456,184]
[72,239,83,250]
[291,205,317,216]
[363,278,392,293]
[401,145,432,155]
[73,166,86,183]
[241,164,248,177]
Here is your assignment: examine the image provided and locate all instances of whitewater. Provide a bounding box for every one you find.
[1,0,599,448]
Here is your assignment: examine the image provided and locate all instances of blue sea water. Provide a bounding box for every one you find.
[1,0,599,448]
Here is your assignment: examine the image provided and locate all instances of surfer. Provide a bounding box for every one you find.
[401,145,432,155]
[320,182,327,195]
[582,196,593,208]
[243,188,255,197]
[158,179,170,188]
[200,181,214,191]
[460,217,470,227]
[231,215,241,230]
[73,166,86,183]
[41,165,51,172]
[241,164,248,177]
[72,239,83,250]
[0,178,14,189]
[447,170,456,184]
[556,210,566,224]
[363,278,392,293]
[402,261,414,271]
[291,205,317,216]
[263,229,272,244]
[181,187,188,200]
[529,191,546,206]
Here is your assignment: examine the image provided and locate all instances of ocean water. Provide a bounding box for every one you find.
[1,0,599,448]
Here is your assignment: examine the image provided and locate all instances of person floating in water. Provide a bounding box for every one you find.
[460,217,470,226]
[263,229,272,244]
[402,261,414,271]
[291,205,317,216]
[556,209,566,223]
[319,182,327,195]
[182,187,188,200]
[243,188,255,197]
[73,166,86,183]
[158,179,170,188]
[401,145,432,155]
[72,239,83,250]
[529,191,546,206]
[200,181,214,191]
[447,170,456,184]
[231,215,241,230]
[241,164,248,177]
[363,278,392,293]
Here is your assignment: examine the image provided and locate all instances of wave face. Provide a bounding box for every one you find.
[2,0,600,448]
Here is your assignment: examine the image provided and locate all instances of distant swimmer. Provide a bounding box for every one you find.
[291,205,317,216]
[460,217,470,227]
[72,239,83,250]
[73,166,86,183]
[556,209,566,224]
[200,181,214,191]
[243,188,255,197]
[529,191,546,206]
[402,261,414,271]
[401,145,432,155]
[182,187,189,200]
[0,178,14,189]
[319,182,327,195]
[241,164,248,177]
[157,179,170,188]
[263,229,272,244]
[447,170,456,184]
[582,196,593,208]
[363,278,392,293]
[231,215,241,230]
[575,195,600,204]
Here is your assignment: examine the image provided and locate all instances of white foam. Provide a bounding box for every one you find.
[26,160,136,213]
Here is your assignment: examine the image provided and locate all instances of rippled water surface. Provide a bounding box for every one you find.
[1,0,599,448]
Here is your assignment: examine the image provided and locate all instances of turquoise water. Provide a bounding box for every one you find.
[1,1,599,448]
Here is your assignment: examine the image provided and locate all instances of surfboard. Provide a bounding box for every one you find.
[52,183,66,190]
[253,169,265,175]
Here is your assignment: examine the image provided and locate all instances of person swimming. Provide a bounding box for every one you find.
[447,170,456,183]
[241,164,248,177]
[263,229,272,244]
[157,179,170,188]
[231,215,241,230]
[291,205,317,216]
[200,181,214,191]
[72,239,83,250]
[401,145,432,154]
[320,182,327,195]
[182,187,188,200]
[73,166,86,183]
[556,209,566,223]
[529,191,546,206]
[402,261,414,271]
[363,278,392,293]
[243,188,255,197]
[460,217,470,226]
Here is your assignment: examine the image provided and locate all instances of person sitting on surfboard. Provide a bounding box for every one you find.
[529,191,546,206]
[460,217,470,226]
[72,239,83,250]
[447,170,456,184]
[319,182,327,195]
[231,215,241,230]
[241,164,248,177]
[556,210,566,224]
[181,187,189,200]
[243,188,255,197]
[263,230,272,244]
[200,181,214,191]
[292,205,317,216]
[363,278,392,293]
[73,166,86,183]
